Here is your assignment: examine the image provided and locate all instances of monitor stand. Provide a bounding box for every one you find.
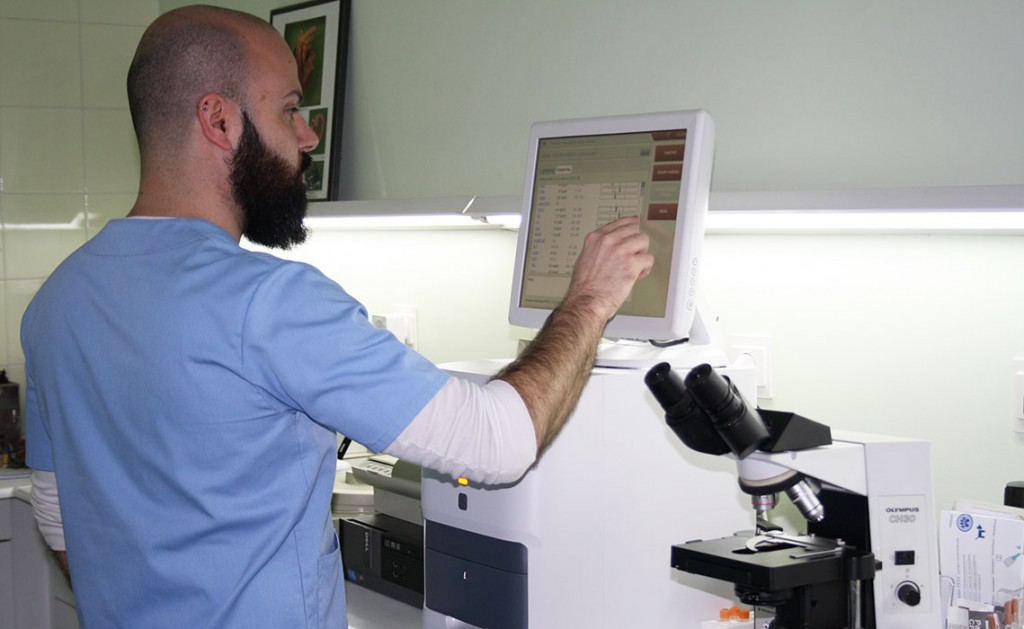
[594,305,728,370]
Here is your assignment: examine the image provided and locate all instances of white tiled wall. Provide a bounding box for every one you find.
[0,0,158,412]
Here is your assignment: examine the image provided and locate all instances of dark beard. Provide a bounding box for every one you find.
[230,112,312,249]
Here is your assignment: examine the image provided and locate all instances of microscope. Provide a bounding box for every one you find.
[646,362,941,628]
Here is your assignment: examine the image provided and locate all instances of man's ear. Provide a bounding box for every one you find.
[195,93,242,151]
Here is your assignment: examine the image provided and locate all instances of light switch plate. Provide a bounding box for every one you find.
[1013,357,1024,433]
[726,334,773,399]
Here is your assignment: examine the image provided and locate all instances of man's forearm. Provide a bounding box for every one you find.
[494,293,607,454]
[496,215,652,456]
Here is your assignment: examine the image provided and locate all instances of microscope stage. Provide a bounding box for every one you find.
[671,533,849,592]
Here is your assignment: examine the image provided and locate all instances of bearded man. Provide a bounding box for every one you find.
[21,5,652,628]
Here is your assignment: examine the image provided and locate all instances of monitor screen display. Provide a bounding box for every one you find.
[509,110,715,343]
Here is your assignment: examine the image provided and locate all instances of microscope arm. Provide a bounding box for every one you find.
[737,438,868,496]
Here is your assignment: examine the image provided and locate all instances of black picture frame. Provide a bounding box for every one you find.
[271,0,351,200]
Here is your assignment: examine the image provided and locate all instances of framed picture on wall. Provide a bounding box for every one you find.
[271,0,351,200]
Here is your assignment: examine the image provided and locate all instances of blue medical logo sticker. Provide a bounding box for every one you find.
[956,513,973,532]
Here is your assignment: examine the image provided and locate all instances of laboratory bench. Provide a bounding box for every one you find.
[0,469,32,499]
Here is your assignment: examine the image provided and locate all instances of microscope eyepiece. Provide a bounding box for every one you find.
[645,363,730,456]
[683,364,769,459]
[644,362,685,409]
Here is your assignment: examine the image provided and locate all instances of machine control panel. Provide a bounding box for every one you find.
[875,494,935,614]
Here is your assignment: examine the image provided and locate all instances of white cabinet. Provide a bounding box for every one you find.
[11,495,49,628]
[1,499,14,629]
[10,493,79,629]
[0,490,79,629]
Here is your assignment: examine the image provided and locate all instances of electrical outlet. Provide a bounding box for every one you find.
[726,334,773,399]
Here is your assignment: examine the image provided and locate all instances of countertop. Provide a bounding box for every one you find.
[0,468,31,500]
[346,581,421,629]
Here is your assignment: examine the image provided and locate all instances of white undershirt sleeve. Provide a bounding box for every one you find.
[30,469,66,552]
[383,377,537,485]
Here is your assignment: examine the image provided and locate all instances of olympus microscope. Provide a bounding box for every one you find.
[646,362,941,629]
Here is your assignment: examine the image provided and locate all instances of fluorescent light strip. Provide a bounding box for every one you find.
[300,186,1024,233]
[305,196,523,230]
[706,186,1024,234]
[305,214,523,230]
[704,210,1024,234]
[2,212,91,230]
[305,214,482,230]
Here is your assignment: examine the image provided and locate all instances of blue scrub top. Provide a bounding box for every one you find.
[22,218,448,628]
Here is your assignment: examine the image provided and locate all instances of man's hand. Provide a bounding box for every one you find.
[562,215,653,322]
[496,215,653,453]
[53,550,71,584]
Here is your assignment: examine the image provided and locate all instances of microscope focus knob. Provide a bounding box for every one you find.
[896,581,922,606]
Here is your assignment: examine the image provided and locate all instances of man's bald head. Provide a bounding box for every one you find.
[127,5,278,158]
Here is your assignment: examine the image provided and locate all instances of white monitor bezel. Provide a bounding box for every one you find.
[508,109,715,342]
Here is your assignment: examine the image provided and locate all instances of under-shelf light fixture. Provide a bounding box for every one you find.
[304,195,522,230]
[302,185,1024,234]
[705,185,1024,234]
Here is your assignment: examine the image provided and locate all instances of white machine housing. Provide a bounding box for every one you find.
[421,359,758,629]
